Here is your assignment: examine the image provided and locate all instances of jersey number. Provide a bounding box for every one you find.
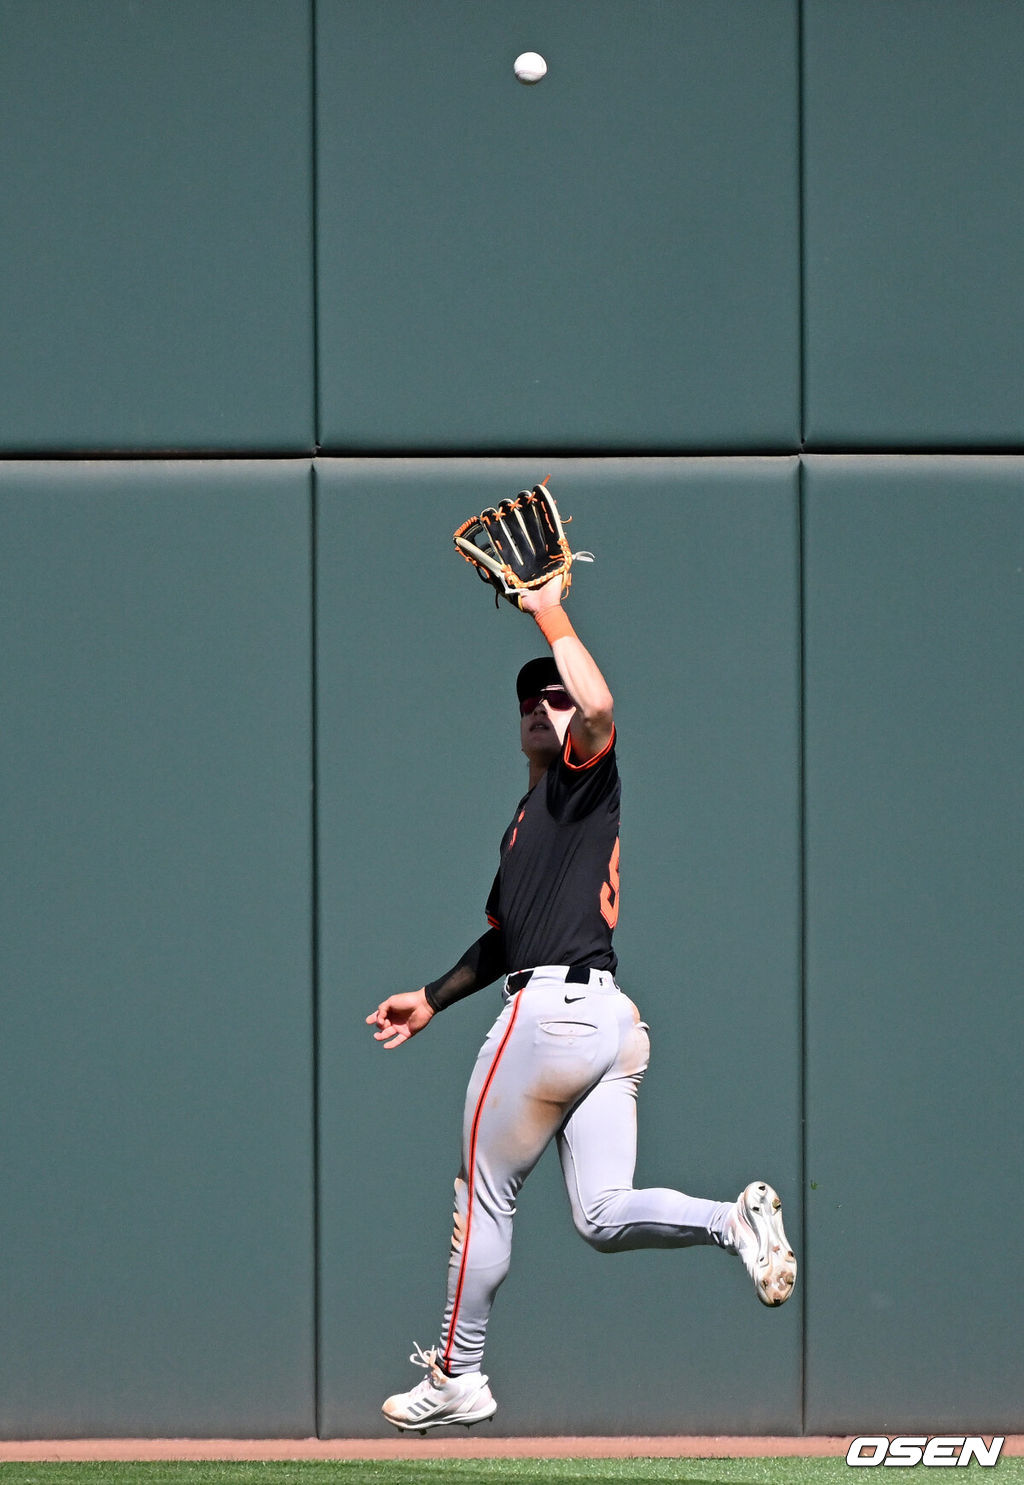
[600,837,620,929]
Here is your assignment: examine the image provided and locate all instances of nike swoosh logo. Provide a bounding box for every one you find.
[564,993,586,1003]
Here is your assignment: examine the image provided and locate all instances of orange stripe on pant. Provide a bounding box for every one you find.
[441,991,523,1373]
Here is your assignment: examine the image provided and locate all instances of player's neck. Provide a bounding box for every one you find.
[527,758,548,790]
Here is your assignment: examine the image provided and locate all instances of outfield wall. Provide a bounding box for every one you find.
[1,1,1021,1438]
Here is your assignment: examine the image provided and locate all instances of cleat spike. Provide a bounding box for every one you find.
[729,1181,798,1308]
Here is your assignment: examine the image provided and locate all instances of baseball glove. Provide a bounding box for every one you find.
[453,482,594,609]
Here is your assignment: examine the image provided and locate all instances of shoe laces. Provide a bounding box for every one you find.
[408,1341,446,1387]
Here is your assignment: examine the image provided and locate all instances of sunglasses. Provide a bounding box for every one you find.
[519,686,574,717]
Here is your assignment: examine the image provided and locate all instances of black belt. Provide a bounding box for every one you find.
[507,965,593,993]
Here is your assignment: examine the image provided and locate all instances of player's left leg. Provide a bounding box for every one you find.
[556,991,796,1304]
[557,1073,734,1250]
[555,990,734,1250]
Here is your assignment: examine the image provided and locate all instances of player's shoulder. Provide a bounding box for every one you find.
[545,728,619,820]
[562,723,617,773]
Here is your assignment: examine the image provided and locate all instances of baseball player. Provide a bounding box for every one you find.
[366,574,797,1432]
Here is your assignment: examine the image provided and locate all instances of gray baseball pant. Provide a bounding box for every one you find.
[438,965,734,1375]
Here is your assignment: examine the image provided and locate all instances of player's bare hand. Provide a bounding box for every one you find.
[365,988,435,1049]
[519,573,565,616]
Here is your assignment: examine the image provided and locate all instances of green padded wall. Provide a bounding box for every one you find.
[803,456,1024,1430]
[315,1,800,451]
[803,0,1024,447]
[0,0,315,453]
[2,0,1023,1444]
[315,458,802,1434]
[0,461,315,1436]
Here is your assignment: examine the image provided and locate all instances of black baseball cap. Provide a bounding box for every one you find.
[516,656,561,702]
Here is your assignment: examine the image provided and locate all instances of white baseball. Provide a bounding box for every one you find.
[513,51,547,85]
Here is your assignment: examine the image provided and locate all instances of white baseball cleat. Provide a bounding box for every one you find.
[728,1181,797,1307]
[381,1343,497,1433]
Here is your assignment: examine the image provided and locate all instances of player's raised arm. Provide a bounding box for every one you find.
[452,481,610,760]
[520,575,614,763]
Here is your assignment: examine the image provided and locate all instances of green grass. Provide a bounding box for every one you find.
[1,1461,1022,1485]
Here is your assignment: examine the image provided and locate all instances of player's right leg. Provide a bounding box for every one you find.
[382,980,612,1431]
[438,981,614,1371]
[380,1000,524,1433]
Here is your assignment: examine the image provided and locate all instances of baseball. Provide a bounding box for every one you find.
[513,51,547,85]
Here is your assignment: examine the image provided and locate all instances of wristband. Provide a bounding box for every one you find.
[534,607,576,645]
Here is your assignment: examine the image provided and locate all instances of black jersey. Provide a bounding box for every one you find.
[485,728,620,974]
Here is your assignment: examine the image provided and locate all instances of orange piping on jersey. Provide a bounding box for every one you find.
[486,913,501,929]
[563,723,616,772]
[442,990,523,1371]
[508,806,526,850]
